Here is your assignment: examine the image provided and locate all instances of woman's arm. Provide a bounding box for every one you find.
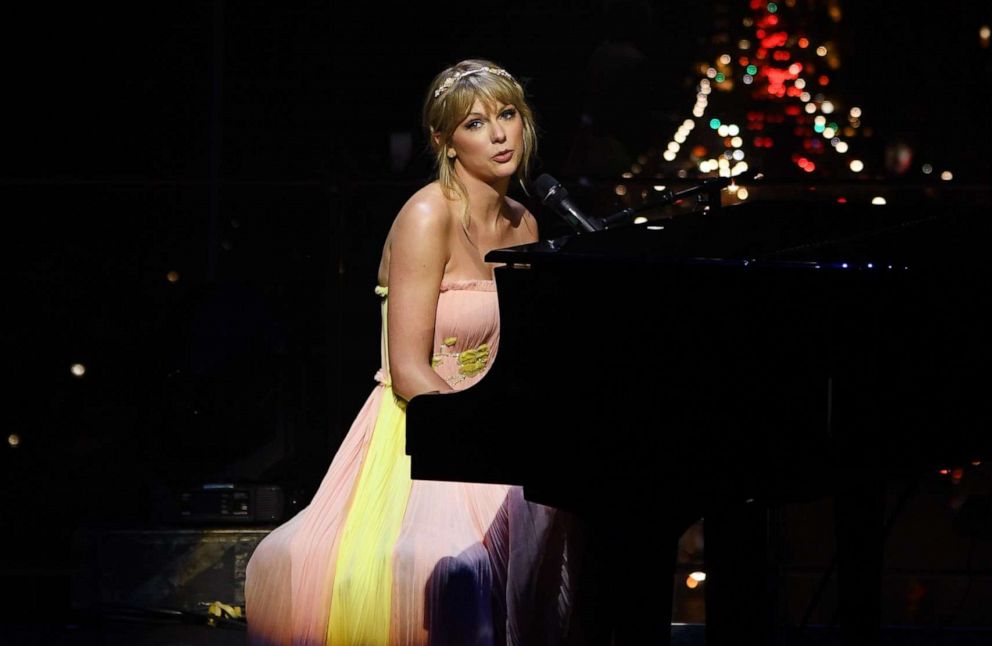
[386,198,455,401]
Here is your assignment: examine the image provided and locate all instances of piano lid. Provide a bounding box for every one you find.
[487,200,989,274]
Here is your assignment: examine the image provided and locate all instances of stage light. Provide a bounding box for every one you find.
[922,164,933,174]
[614,185,628,196]
[166,270,180,283]
[71,363,86,377]
[7,434,19,448]
[634,217,648,225]
[849,159,864,172]
[941,171,953,181]
[871,196,887,205]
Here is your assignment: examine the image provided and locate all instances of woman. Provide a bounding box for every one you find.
[245,59,574,646]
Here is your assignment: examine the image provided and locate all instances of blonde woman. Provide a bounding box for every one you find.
[245,59,575,646]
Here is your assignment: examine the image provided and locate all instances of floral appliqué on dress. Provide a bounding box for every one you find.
[432,336,490,386]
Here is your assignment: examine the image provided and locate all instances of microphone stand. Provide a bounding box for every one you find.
[599,176,732,229]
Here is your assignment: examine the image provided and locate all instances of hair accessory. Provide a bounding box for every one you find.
[433,67,514,99]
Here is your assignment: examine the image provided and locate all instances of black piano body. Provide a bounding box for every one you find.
[406,199,992,643]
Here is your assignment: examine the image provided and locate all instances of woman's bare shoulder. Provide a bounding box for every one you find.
[391,182,453,236]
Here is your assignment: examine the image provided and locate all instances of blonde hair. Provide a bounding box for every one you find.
[422,59,538,227]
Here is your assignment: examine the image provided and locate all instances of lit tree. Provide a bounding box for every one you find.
[649,0,874,185]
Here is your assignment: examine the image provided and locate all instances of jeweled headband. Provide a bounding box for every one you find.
[433,66,515,99]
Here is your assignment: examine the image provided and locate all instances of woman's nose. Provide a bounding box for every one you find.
[491,122,506,142]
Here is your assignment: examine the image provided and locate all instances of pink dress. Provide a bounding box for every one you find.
[245,279,574,646]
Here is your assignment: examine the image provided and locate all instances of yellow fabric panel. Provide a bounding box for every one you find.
[327,291,412,645]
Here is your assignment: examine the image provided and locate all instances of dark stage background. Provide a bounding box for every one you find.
[3,0,992,637]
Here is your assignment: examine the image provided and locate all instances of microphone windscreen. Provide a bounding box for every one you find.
[532,174,564,205]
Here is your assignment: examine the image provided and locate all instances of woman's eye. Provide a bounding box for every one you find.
[465,120,482,129]
[501,109,516,119]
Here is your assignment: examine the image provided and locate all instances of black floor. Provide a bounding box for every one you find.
[4,622,992,646]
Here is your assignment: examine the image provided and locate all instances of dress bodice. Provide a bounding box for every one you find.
[374,279,499,390]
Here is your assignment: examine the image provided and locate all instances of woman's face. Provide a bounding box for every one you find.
[446,98,524,184]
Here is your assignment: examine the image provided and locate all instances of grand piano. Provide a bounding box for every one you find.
[406,197,992,645]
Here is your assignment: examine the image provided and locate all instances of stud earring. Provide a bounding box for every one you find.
[447,150,456,159]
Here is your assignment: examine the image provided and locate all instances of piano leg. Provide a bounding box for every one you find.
[834,479,884,646]
[566,507,688,646]
[704,500,782,646]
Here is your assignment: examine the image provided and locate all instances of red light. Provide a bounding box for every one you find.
[785,105,801,116]
[789,62,803,75]
[819,74,830,86]
[750,0,762,9]
[766,15,779,26]
[756,29,767,39]
[804,163,816,173]
[798,37,809,48]
[761,31,789,49]
[939,469,950,475]
[756,48,768,60]
[836,197,847,203]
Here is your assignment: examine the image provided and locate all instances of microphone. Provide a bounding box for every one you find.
[532,174,604,233]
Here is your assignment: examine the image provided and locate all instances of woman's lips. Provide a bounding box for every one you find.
[492,150,514,163]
